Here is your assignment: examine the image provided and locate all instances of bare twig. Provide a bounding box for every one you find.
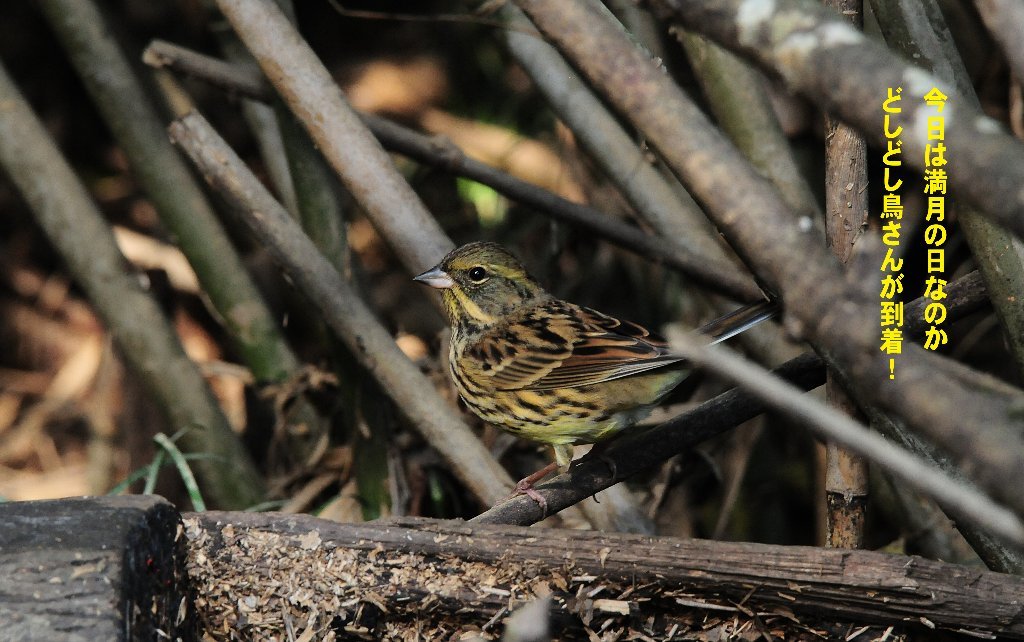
[214,0,453,275]
[0,62,264,509]
[144,39,267,99]
[216,36,300,218]
[168,110,514,506]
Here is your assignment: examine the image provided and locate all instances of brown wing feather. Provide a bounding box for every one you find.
[524,306,681,390]
[465,300,681,391]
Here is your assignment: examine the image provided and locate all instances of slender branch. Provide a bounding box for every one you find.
[262,0,351,272]
[364,115,763,302]
[0,62,264,509]
[472,353,824,525]
[216,36,300,218]
[492,3,731,264]
[872,469,979,565]
[277,108,349,273]
[512,0,1024,519]
[144,39,267,99]
[667,334,1024,547]
[214,0,453,275]
[142,39,764,302]
[168,110,516,507]
[864,406,1024,574]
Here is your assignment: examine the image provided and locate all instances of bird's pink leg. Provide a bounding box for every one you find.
[510,461,559,514]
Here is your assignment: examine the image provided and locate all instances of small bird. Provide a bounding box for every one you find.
[415,241,773,508]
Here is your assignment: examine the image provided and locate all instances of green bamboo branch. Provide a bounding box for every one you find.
[38,0,327,465]
[271,0,383,515]
[0,61,264,509]
[271,0,350,272]
[219,35,301,218]
[678,33,822,220]
[215,0,453,275]
[214,6,349,468]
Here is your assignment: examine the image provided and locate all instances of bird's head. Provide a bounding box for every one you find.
[414,242,546,330]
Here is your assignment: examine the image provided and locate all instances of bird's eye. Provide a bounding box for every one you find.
[468,266,488,283]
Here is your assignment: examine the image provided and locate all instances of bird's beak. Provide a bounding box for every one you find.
[413,266,455,289]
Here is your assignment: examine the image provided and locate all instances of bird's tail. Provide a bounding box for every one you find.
[698,300,779,345]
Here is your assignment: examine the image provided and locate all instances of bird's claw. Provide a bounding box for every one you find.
[509,461,558,517]
[512,478,549,516]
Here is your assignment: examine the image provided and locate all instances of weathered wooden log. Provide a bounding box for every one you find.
[0,496,194,641]
[186,512,1024,640]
